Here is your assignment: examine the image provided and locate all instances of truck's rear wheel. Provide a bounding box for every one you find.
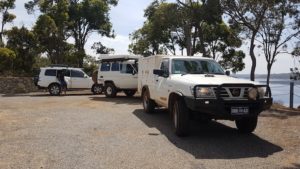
[48,83,61,96]
[92,84,103,95]
[105,83,117,98]
[124,90,136,97]
[235,116,258,133]
[172,98,189,137]
[142,89,155,114]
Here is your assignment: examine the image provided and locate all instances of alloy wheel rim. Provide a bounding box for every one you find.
[51,86,59,95]
[106,87,112,95]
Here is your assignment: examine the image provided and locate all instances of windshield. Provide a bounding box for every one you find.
[171,59,224,75]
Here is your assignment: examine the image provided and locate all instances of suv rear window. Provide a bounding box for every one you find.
[71,70,85,78]
[45,69,57,76]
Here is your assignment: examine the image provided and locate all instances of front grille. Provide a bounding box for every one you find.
[213,87,249,99]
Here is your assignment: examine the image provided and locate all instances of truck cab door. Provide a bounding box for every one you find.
[154,59,170,107]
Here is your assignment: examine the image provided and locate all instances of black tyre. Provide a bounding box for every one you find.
[92,84,103,95]
[104,83,117,98]
[48,83,61,96]
[142,89,155,114]
[235,116,258,133]
[124,90,136,97]
[172,98,190,137]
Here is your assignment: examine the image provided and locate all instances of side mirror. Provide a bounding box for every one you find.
[153,69,164,76]
[225,71,230,76]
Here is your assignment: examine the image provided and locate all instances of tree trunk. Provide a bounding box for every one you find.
[266,64,271,87]
[184,24,192,56]
[250,33,257,81]
[198,26,207,57]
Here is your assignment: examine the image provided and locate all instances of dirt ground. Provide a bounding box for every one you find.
[0,91,299,169]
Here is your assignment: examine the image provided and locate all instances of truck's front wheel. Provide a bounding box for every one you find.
[172,98,189,137]
[235,116,258,133]
[142,89,155,114]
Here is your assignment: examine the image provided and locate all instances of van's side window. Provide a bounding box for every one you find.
[101,63,111,71]
[45,69,57,76]
[121,64,133,74]
[111,62,120,71]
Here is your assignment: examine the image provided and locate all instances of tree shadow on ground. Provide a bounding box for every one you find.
[133,109,283,159]
[89,96,142,106]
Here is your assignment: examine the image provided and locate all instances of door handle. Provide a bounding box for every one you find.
[100,76,103,78]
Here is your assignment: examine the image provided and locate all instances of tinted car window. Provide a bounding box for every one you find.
[111,62,120,71]
[64,70,70,77]
[101,63,111,71]
[71,70,85,78]
[45,69,57,76]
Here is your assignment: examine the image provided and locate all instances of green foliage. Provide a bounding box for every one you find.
[91,42,114,54]
[26,0,117,68]
[0,47,16,73]
[6,26,38,74]
[130,0,245,72]
[68,0,117,67]
[219,49,245,73]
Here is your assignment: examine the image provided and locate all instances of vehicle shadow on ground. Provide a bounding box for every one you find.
[133,109,283,159]
[89,96,142,105]
[1,93,95,98]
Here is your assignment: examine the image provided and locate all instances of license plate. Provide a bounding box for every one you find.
[231,107,249,115]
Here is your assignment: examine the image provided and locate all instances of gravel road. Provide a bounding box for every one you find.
[0,92,299,169]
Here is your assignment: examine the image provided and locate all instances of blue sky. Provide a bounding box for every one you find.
[9,0,299,74]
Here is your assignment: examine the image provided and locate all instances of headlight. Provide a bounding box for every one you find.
[258,87,265,98]
[248,88,258,100]
[195,87,215,98]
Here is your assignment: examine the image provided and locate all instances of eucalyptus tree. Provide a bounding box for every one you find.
[0,0,15,46]
[26,0,71,65]
[221,0,271,81]
[257,0,300,86]
[6,26,38,73]
[68,0,117,67]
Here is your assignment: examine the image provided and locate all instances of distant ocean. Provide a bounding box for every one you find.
[235,74,300,108]
[257,79,300,108]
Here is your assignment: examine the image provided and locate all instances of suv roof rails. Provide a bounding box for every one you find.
[100,58,139,63]
[49,64,69,68]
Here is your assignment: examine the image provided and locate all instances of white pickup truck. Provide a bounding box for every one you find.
[138,55,273,136]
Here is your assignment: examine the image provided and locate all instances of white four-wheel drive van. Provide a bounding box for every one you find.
[138,55,273,136]
[97,55,140,98]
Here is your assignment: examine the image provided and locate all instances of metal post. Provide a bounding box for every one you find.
[290,81,294,109]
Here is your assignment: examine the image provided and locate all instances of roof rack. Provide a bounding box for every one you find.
[49,64,69,68]
[99,55,140,63]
